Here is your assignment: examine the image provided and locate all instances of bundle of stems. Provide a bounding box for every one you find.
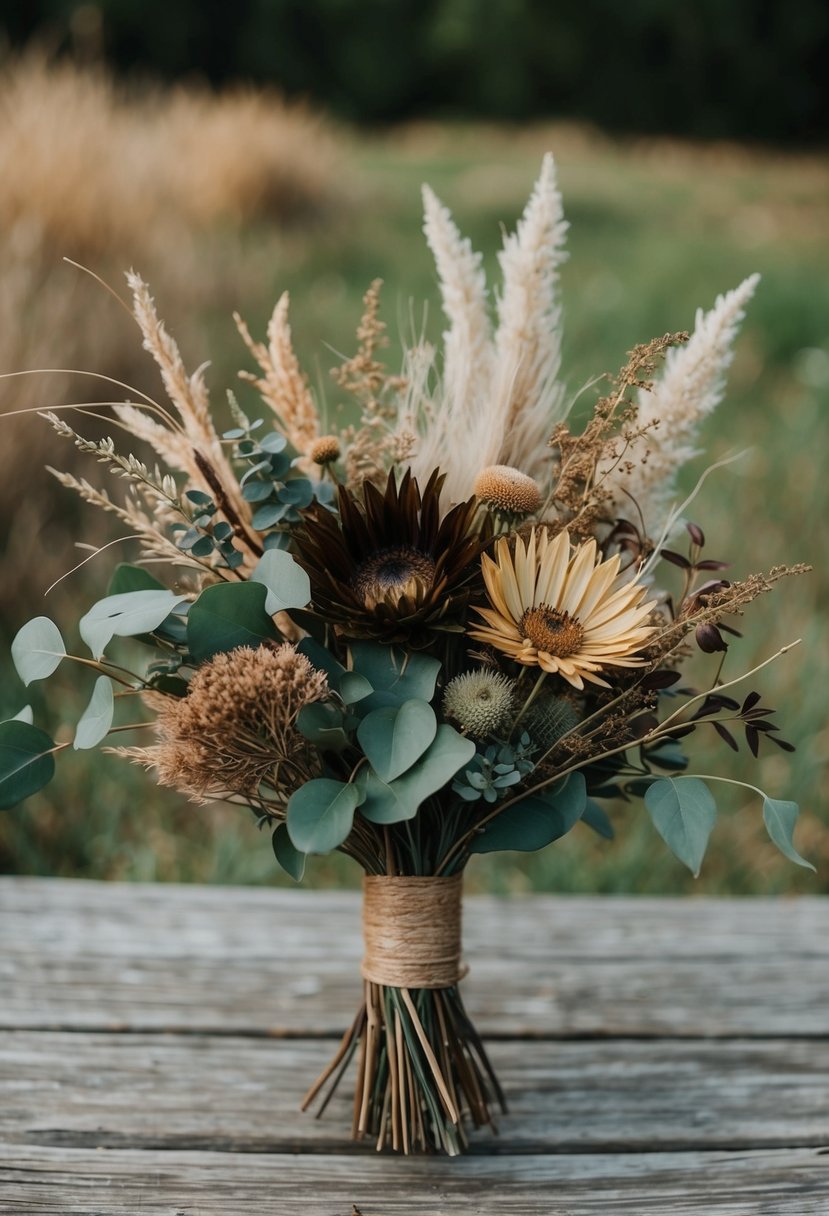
[303,975,504,1155]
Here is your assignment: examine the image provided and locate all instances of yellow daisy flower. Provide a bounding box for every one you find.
[469,528,656,690]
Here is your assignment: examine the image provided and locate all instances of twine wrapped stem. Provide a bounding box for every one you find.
[361,874,464,988]
[302,871,505,1154]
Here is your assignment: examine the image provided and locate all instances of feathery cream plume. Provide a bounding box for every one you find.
[412,185,493,501]
[409,161,570,504]
[604,274,759,535]
[493,152,568,485]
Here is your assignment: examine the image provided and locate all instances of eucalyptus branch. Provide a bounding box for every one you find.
[61,653,147,689]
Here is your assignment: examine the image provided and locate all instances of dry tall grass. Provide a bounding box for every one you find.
[0,53,344,628]
[0,53,342,256]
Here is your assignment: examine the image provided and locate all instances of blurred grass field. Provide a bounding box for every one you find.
[1,102,827,894]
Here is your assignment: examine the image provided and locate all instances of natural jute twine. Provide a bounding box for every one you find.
[361,874,464,989]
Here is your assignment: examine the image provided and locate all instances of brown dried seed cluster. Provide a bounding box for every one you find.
[473,465,542,515]
[127,643,328,806]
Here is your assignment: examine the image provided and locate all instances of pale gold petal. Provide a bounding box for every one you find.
[559,538,598,615]
[481,558,517,623]
[513,526,537,608]
[582,585,651,630]
[495,537,525,622]
[570,553,621,619]
[534,528,570,606]
[537,651,562,674]
[584,607,655,642]
[473,606,523,639]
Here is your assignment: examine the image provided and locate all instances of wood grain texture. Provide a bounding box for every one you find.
[2,878,827,1214]
[2,880,828,1036]
[2,1031,828,1154]
[1,1145,828,1214]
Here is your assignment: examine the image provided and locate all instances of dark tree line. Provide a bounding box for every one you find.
[4,0,827,144]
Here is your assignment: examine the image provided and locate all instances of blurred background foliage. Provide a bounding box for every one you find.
[3,0,828,141]
[0,6,827,892]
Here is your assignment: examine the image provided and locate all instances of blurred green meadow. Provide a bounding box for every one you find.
[1,101,827,893]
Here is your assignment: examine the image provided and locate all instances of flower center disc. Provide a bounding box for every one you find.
[520,604,585,657]
[353,546,436,610]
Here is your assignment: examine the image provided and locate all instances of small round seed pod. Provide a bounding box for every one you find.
[442,669,516,739]
[473,465,542,517]
[310,435,341,466]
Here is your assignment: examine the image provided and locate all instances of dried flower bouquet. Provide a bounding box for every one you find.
[2,156,811,1155]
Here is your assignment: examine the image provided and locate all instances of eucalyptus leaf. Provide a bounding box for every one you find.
[762,797,815,871]
[470,772,587,854]
[354,769,413,824]
[242,480,274,503]
[259,431,287,454]
[272,822,307,881]
[11,617,66,686]
[357,699,437,782]
[187,582,280,663]
[80,590,189,658]
[0,720,56,808]
[107,564,165,596]
[287,778,363,854]
[297,637,346,683]
[250,549,311,615]
[582,797,615,840]
[278,479,314,507]
[252,502,289,529]
[350,643,440,710]
[337,671,373,705]
[359,725,475,824]
[296,702,350,751]
[74,676,115,750]
[644,776,717,876]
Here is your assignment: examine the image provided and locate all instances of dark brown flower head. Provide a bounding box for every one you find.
[295,467,488,643]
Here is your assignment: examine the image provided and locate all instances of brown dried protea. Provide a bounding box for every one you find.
[294,468,487,644]
[123,644,328,807]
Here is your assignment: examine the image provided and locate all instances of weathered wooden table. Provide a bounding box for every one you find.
[1,878,827,1214]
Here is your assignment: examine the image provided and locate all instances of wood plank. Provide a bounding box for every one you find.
[2,1031,828,1154]
[4,948,827,1037]
[2,879,827,1036]
[1,1145,827,1214]
[2,877,826,960]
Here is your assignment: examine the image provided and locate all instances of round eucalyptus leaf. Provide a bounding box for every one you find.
[11,616,66,687]
[107,564,165,596]
[250,549,311,615]
[349,643,440,709]
[187,582,280,663]
[359,725,476,824]
[296,702,350,751]
[80,590,189,658]
[763,797,815,871]
[357,699,437,782]
[251,502,289,530]
[470,772,587,854]
[272,823,307,882]
[0,720,56,809]
[337,671,373,706]
[74,676,115,751]
[644,776,717,876]
[287,778,363,854]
